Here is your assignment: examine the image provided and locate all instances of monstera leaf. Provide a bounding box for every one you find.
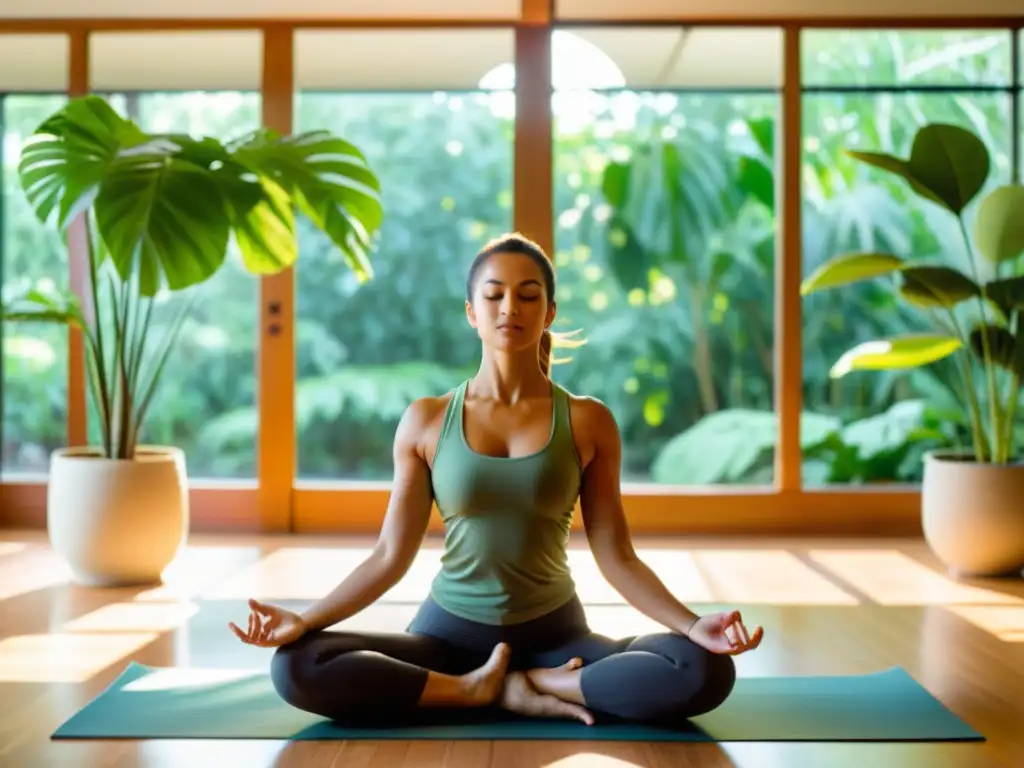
[6,94,384,460]
[18,97,383,297]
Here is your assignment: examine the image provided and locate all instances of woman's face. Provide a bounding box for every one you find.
[466,251,555,354]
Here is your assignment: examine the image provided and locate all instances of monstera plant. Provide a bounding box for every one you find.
[3,94,383,586]
[801,122,1024,578]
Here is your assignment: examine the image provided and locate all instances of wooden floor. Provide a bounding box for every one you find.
[0,531,1022,768]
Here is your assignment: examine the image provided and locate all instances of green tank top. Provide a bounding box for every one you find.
[428,379,582,625]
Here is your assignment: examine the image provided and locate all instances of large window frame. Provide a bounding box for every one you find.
[0,10,1021,536]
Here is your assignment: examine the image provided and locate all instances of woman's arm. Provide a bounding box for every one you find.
[576,399,701,636]
[298,398,438,632]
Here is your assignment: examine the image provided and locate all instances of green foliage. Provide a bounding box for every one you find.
[975,184,1024,264]
[801,252,905,292]
[653,400,950,485]
[650,409,839,485]
[3,95,382,460]
[804,400,950,484]
[802,122,1024,464]
[831,335,963,377]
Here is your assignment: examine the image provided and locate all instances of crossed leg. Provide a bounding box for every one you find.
[270,629,501,723]
[524,630,737,722]
[270,626,735,726]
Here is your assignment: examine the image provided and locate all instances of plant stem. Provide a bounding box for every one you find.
[84,214,113,457]
[127,297,153,456]
[106,278,125,459]
[958,214,1001,463]
[132,295,193,449]
[942,307,989,461]
[1005,310,1023,462]
[116,278,132,459]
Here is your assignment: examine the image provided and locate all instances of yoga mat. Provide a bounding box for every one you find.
[52,661,983,743]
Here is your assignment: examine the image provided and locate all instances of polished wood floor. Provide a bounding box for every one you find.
[0,530,1022,767]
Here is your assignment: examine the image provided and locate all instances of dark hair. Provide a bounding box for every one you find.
[466,232,557,374]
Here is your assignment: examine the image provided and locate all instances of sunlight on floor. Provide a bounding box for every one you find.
[134,546,264,602]
[628,549,717,603]
[0,546,72,600]
[694,550,860,605]
[123,667,264,692]
[201,548,371,600]
[807,550,1024,606]
[944,605,1024,642]
[0,542,28,557]
[328,603,418,632]
[584,606,665,637]
[545,754,643,767]
[134,740,290,767]
[0,632,159,683]
[64,601,200,633]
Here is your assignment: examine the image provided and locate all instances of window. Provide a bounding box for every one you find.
[90,32,263,479]
[800,30,1015,486]
[293,29,515,480]
[549,27,782,485]
[1,34,69,477]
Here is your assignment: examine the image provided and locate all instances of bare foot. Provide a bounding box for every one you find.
[459,642,512,706]
[499,659,595,725]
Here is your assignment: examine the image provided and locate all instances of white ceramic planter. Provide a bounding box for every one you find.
[47,445,189,587]
[921,451,1024,579]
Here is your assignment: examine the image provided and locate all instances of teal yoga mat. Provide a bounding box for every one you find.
[52,661,983,742]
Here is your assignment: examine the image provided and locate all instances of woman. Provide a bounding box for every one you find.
[230,233,764,727]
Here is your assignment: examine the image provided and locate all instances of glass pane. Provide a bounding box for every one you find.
[801,89,1013,486]
[89,91,262,479]
[802,29,1012,87]
[294,36,514,479]
[546,27,782,90]
[551,27,780,486]
[2,94,69,476]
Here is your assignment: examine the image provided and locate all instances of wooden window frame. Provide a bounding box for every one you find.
[0,6,1020,536]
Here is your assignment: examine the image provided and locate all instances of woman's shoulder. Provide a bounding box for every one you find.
[560,386,619,434]
[396,388,461,465]
[403,388,458,430]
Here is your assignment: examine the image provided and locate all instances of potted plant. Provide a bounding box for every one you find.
[3,95,383,586]
[801,122,1024,578]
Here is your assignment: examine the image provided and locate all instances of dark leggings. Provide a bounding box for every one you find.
[270,594,736,725]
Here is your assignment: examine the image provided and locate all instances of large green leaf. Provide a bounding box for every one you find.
[231,129,383,281]
[985,276,1024,319]
[601,160,630,207]
[747,117,774,159]
[229,176,297,274]
[800,252,904,295]
[830,335,962,378]
[737,156,774,211]
[3,287,87,330]
[974,183,1024,264]
[898,265,979,308]
[95,153,231,296]
[164,134,295,275]
[649,409,840,485]
[846,150,910,181]
[602,125,734,274]
[848,124,990,215]
[605,218,651,292]
[906,123,990,215]
[18,95,147,229]
[968,323,1023,375]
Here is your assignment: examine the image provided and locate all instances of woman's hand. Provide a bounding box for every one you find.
[229,598,308,648]
[687,609,763,655]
